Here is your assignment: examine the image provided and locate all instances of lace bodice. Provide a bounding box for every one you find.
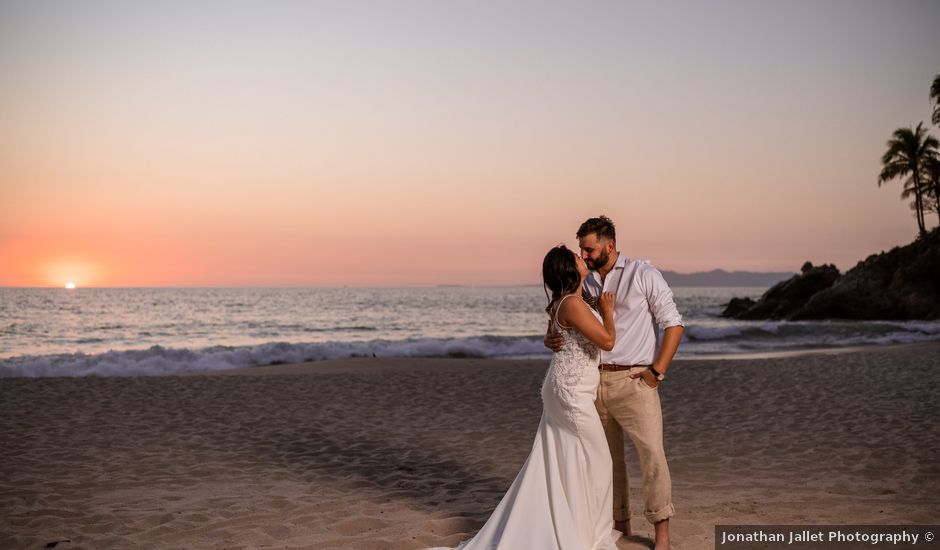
[551,317,601,367]
[543,295,602,425]
[550,294,602,362]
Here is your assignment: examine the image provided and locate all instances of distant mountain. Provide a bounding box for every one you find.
[660,269,794,288]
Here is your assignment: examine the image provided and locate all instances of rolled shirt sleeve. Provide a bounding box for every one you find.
[638,264,684,330]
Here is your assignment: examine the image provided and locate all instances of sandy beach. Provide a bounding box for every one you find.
[2,343,938,549]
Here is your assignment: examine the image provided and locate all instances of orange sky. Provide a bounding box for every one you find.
[2,2,939,287]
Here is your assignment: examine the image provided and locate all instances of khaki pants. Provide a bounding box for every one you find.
[595,367,675,524]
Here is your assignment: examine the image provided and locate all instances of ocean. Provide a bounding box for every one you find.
[2,286,938,377]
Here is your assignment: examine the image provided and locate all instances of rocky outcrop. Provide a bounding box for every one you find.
[721,263,840,320]
[721,297,756,318]
[722,228,940,320]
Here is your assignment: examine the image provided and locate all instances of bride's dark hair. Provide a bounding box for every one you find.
[542,244,581,315]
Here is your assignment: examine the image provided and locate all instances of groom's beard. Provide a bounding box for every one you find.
[586,250,609,271]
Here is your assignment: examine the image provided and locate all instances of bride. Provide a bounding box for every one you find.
[429,244,621,550]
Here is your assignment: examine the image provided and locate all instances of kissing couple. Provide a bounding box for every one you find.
[429,215,685,550]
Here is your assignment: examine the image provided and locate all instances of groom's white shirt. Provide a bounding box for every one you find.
[582,252,684,366]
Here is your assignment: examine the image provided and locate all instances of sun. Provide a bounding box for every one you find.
[65,282,76,289]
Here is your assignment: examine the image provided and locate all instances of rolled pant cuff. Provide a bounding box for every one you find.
[644,503,676,524]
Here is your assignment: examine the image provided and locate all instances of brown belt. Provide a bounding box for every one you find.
[598,363,650,372]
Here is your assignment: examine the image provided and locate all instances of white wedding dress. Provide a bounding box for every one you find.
[428,295,621,550]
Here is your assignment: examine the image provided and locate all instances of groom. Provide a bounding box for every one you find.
[545,215,684,550]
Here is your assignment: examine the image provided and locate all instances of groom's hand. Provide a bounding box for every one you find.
[631,369,660,389]
[544,320,565,352]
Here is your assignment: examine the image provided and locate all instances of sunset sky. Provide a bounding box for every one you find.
[2,1,939,287]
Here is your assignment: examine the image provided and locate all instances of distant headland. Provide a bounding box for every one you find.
[660,269,794,288]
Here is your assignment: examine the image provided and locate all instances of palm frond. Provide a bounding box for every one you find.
[879,161,909,185]
[923,133,940,151]
[933,73,940,124]
[878,124,936,190]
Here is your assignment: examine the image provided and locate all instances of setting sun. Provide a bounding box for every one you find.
[65,282,76,289]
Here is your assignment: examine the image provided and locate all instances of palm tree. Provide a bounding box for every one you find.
[926,155,940,224]
[932,74,940,126]
[878,122,939,237]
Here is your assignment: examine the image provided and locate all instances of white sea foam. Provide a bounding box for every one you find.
[0,336,549,378]
[4,321,940,377]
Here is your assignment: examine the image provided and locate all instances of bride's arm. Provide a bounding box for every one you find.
[558,293,616,351]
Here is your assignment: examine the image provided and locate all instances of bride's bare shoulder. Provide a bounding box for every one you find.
[557,294,591,323]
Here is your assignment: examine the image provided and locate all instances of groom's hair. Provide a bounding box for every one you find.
[576,216,616,242]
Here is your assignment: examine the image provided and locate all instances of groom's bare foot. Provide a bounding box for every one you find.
[614,519,631,537]
[653,519,670,550]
